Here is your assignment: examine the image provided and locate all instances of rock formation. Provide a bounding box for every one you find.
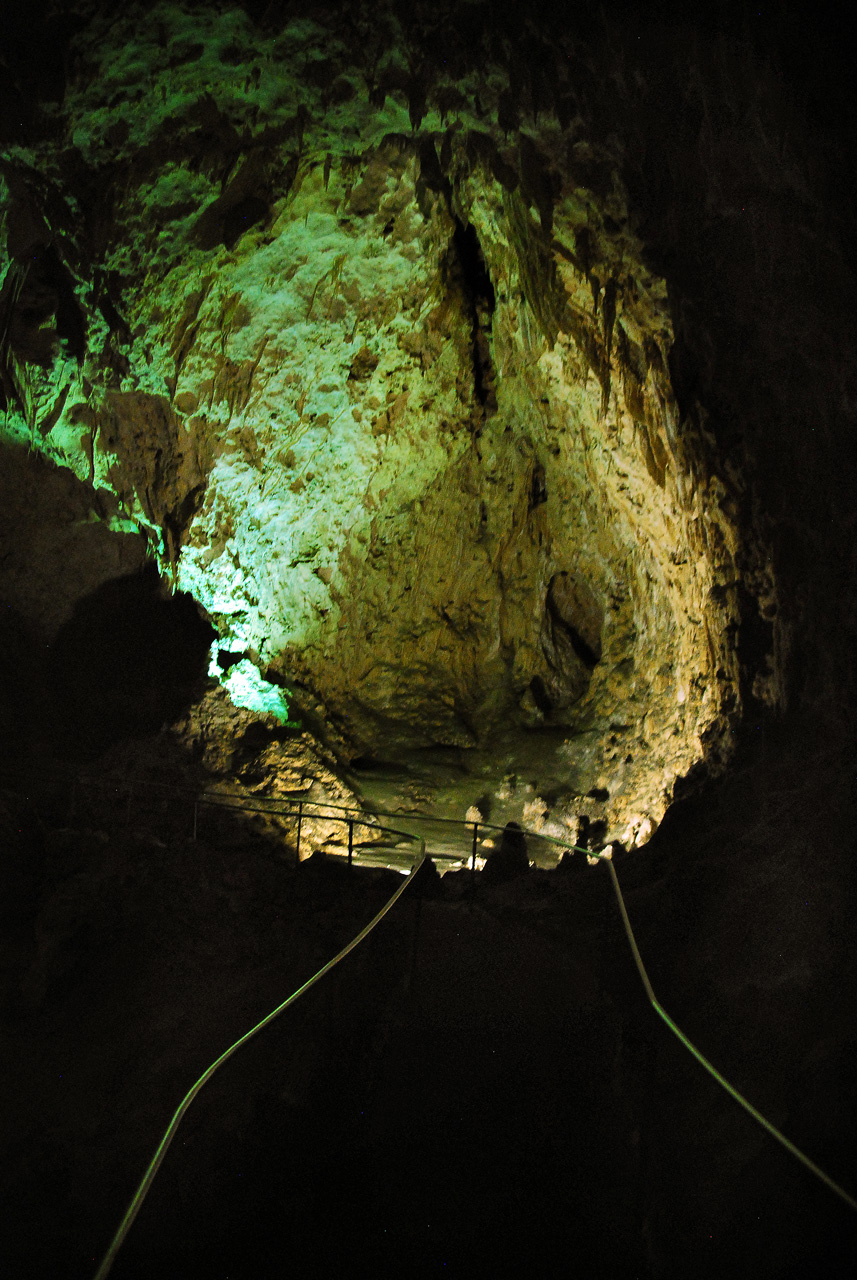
[2,3,856,1278]
[0,0,793,846]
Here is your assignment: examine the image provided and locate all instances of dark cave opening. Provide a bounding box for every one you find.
[451,219,496,314]
[450,218,497,410]
[547,573,603,669]
[528,459,547,509]
[1,245,87,369]
[221,194,270,248]
[216,646,245,670]
[42,246,87,363]
[529,672,554,712]
[46,562,215,755]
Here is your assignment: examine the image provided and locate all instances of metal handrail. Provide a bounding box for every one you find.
[2,763,589,866]
[193,792,555,864]
[194,794,426,869]
[9,761,854,1224]
[198,789,582,849]
[91,842,427,1280]
[2,761,584,848]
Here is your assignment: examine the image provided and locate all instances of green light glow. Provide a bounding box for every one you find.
[105,512,141,535]
[208,643,295,724]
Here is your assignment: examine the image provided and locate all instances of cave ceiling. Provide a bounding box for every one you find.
[0,0,789,848]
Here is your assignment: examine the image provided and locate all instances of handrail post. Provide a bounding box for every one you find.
[471,822,479,878]
[348,818,354,870]
[295,801,303,867]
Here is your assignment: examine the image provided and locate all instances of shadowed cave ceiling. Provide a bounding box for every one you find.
[0,0,788,850]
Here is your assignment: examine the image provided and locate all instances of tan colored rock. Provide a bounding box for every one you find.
[0,2,770,845]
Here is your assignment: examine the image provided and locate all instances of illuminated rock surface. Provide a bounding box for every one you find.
[0,0,773,846]
[1,3,856,1279]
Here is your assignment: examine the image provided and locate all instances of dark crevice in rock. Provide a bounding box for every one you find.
[92,270,132,343]
[547,574,603,669]
[346,754,388,771]
[529,460,547,510]
[195,150,275,251]
[415,135,450,209]
[221,194,269,248]
[164,482,208,559]
[450,217,497,411]
[2,246,86,368]
[216,648,245,671]
[534,569,606,715]
[47,250,87,363]
[563,621,600,671]
[529,674,553,713]
[452,220,495,314]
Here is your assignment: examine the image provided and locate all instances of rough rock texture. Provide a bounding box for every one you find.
[0,0,775,846]
[2,5,857,1279]
[171,683,368,858]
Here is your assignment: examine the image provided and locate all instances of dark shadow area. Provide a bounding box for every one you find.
[600,709,857,1279]
[451,219,496,315]
[221,194,269,248]
[0,603,43,754]
[46,562,215,756]
[447,218,497,411]
[0,245,87,375]
[0,704,854,1280]
[0,0,85,144]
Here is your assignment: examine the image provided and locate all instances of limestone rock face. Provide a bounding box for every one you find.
[0,2,770,845]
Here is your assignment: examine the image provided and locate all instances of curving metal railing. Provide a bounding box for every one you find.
[5,760,855,1254]
[92,839,427,1280]
[192,789,590,870]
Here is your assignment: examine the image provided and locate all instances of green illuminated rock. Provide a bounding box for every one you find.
[0,1,771,845]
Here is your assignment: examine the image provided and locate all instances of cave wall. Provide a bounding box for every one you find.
[0,0,803,846]
[1,4,856,1279]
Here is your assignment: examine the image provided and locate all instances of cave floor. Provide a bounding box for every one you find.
[1,714,856,1279]
[346,723,605,865]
